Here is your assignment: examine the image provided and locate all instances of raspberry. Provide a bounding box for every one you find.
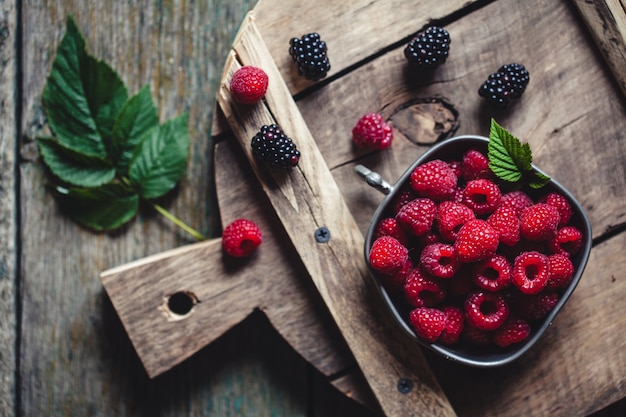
[520,203,560,241]
[410,159,458,201]
[446,160,462,178]
[222,218,263,257]
[404,26,451,70]
[404,267,446,308]
[493,316,531,347]
[472,254,511,292]
[465,291,510,331]
[396,198,437,236]
[436,201,475,242]
[229,66,269,104]
[289,32,330,81]
[512,251,550,294]
[511,292,559,321]
[548,226,583,256]
[547,253,574,290]
[540,192,572,227]
[390,187,419,214]
[488,205,520,246]
[462,179,501,215]
[409,307,446,343]
[499,190,533,217]
[374,217,409,246]
[251,124,300,168]
[454,219,499,262]
[352,113,393,150]
[419,242,460,279]
[461,148,492,181]
[479,63,530,108]
[444,266,476,298]
[381,258,413,294]
[439,306,464,345]
[368,236,409,275]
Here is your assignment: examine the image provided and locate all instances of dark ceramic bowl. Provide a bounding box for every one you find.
[360,135,592,367]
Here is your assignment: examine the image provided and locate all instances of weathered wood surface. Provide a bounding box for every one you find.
[3,0,626,416]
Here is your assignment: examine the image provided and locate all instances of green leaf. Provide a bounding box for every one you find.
[529,171,551,189]
[128,114,190,199]
[111,85,159,173]
[489,119,530,183]
[42,15,128,158]
[37,137,116,187]
[54,183,139,231]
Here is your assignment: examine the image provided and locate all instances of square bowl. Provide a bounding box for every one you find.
[362,135,592,367]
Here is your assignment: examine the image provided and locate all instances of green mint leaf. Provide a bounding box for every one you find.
[42,15,128,159]
[128,114,190,199]
[111,85,159,174]
[37,137,115,187]
[529,171,551,189]
[53,183,139,231]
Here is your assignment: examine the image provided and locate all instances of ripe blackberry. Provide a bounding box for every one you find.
[289,32,331,81]
[404,26,451,70]
[479,63,530,108]
[250,124,300,168]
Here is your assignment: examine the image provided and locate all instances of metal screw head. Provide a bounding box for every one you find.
[397,378,414,394]
[314,226,330,243]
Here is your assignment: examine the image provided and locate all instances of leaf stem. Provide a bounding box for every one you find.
[148,201,206,241]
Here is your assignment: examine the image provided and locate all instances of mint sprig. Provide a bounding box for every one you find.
[488,119,550,189]
[37,16,204,240]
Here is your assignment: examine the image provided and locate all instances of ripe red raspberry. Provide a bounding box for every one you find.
[472,254,511,292]
[222,218,263,257]
[512,251,550,294]
[368,236,408,275]
[511,291,559,320]
[420,242,460,279]
[488,205,520,246]
[410,159,458,201]
[380,258,413,294]
[409,307,446,343]
[499,190,533,217]
[439,305,464,345]
[352,113,393,150]
[547,253,574,290]
[396,198,437,236]
[404,267,446,308]
[548,226,583,256]
[520,203,560,241]
[374,217,409,246]
[446,160,462,178]
[390,187,419,215]
[462,178,501,215]
[454,219,499,262]
[461,148,492,181]
[229,66,269,104]
[436,201,475,242]
[464,291,510,331]
[540,192,572,227]
[493,316,531,347]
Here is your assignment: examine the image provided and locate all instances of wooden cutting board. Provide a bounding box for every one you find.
[101,0,626,415]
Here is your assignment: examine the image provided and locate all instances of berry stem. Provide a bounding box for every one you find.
[148,201,206,241]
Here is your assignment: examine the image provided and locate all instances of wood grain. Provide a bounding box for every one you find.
[0,1,17,416]
[571,0,626,98]
[217,13,456,417]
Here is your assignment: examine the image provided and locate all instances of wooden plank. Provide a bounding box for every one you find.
[0,1,17,416]
[571,0,626,98]
[217,13,456,417]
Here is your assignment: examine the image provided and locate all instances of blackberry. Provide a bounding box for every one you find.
[250,124,300,168]
[404,26,450,70]
[479,63,530,108]
[289,33,331,81]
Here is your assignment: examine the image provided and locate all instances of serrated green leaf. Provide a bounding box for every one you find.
[128,114,189,199]
[54,183,139,231]
[37,137,116,187]
[42,15,128,158]
[111,85,159,174]
[529,170,551,189]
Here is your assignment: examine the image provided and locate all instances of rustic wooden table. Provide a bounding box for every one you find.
[1,0,625,416]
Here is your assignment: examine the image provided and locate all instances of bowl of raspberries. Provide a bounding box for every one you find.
[363,129,591,367]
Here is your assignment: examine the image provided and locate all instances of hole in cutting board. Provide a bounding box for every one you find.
[165,291,198,319]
